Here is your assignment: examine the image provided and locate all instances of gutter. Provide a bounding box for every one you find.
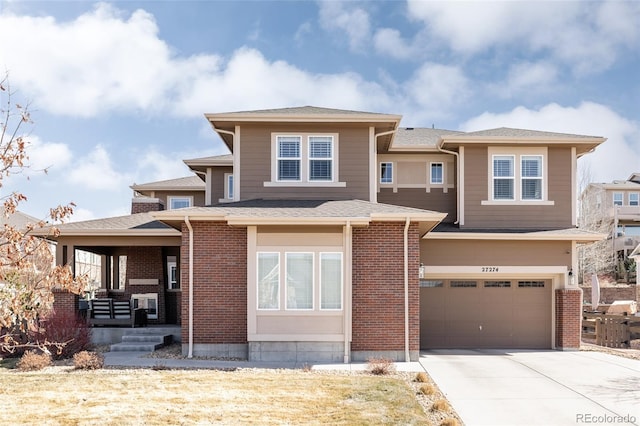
[437,140,460,224]
[185,215,194,358]
[404,217,410,362]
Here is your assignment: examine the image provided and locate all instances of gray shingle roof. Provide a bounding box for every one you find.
[0,211,42,230]
[183,154,233,163]
[392,128,462,148]
[212,106,395,117]
[45,212,179,236]
[459,127,602,139]
[131,176,205,191]
[428,223,605,241]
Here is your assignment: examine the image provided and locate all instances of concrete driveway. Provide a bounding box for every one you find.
[420,350,640,426]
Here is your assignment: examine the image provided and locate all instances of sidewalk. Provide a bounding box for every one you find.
[103,350,427,372]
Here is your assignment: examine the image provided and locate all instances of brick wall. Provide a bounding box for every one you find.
[124,246,166,323]
[555,288,582,349]
[52,289,78,316]
[351,222,420,353]
[181,221,247,344]
[131,198,165,214]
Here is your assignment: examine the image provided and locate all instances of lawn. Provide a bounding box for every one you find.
[0,367,430,425]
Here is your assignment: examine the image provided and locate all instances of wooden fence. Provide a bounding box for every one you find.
[582,312,640,348]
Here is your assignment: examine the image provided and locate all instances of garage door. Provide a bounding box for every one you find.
[420,278,551,349]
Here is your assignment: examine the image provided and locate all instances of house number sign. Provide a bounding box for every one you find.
[481,267,499,272]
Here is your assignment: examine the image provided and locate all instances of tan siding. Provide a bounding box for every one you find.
[156,190,205,208]
[421,239,572,267]
[378,188,456,222]
[239,123,370,200]
[211,166,233,203]
[463,145,573,229]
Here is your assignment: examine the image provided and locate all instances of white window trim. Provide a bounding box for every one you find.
[520,155,543,201]
[482,147,554,206]
[167,195,193,210]
[308,136,334,182]
[629,192,639,206]
[430,162,444,185]
[275,135,302,182]
[285,252,314,311]
[267,133,344,186]
[220,172,233,202]
[257,252,280,311]
[380,162,393,184]
[319,252,343,311]
[613,192,624,206]
[491,154,515,201]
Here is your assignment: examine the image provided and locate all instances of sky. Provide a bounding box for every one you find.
[0,0,639,222]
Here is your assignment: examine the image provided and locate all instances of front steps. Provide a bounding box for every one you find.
[110,330,173,352]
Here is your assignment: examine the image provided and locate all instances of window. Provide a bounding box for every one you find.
[521,156,542,200]
[493,156,515,200]
[258,253,280,310]
[430,162,443,184]
[484,281,511,288]
[167,256,178,290]
[132,293,158,320]
[380,162,393,183]
[309,137,333,181]
[320,253,342,310]
[613,192,623,206]
[450,281,477,288]
[168,196,192,209]
[227,174,234,200]
[518,281,545,288]
[277,136,301,181]
[420,280,443,288]
[629,193,639,206]
[286,253,313,310]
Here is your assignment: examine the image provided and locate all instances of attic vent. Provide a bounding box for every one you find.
[405,127,414,130]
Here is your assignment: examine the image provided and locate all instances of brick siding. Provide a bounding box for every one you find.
[52,289,78,316]
[351,222,420,353]
[124,246,167,324]
[181,221,247,344]
[131,199,164,214]
[555,288,582,349]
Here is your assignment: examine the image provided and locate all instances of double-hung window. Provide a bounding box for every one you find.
[308,136,333,181]
[613,192,623,206]
[521,155,542,200]
[430,162,444,184]
[629,193,638,206]
[492,155,515,200]
[277,136,301,181]
[380,162,393,183]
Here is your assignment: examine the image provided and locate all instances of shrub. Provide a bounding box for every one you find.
[419,384,436,396]
[415,372,429,383]
[440,418,459,426]
[73,351,103,370]
[32,311,92,360]
[366,357,396,375]
[151,361,169,371]
[431,399,450,412]
[16,350,51,371]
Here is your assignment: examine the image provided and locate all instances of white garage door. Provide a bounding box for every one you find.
[420,278,551,349]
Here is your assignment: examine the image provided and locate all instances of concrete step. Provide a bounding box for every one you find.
[110,333,173,352]
[110,342,165,352]
[122,334,172,345]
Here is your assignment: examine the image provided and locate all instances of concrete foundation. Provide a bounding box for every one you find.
[185,343,248,359]
[351,350,420,362]
[248,341,345,363]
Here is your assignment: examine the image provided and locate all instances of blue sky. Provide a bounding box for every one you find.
[1,0,639,221]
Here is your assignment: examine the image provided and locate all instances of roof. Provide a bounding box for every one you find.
[0,211,42,230]
[425,223,606,242]
[32,212,181,237]
[389,127,462,150]
[183,154,233,173]
[206,105,400,119]
[153,199,446,228]
[458,127,602,139]
[130,176,205,192]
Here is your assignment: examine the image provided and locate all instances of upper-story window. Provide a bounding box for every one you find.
[629,193,638,206]
[268,133,342,187]
[227,174,234,200]
[430,162,444,185]
[484,147,551,205]
[168,196,192,209]
[613,192,623,206]
[380,162,393,183]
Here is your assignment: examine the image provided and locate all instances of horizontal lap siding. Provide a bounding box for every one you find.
[463,145,573,229]
[181,222,247,344]
[240,123,371,201]
[156,190,206,208]
[421,239,572,267]
[352,222,420,352]
[378,188,456,222]
[211,166,233,203]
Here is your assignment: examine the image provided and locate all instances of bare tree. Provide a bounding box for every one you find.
[0,75,86,353]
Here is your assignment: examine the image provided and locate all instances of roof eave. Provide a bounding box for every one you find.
[205,113,403,124]
[423,231,607,242]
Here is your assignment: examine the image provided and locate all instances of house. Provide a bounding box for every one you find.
[580,174,640,283]
[46,106,606,362]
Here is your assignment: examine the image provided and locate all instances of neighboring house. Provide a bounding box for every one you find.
[579,173,640,283]
[43,106,606,362]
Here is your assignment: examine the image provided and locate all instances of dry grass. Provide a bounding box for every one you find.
[0,368,430,425]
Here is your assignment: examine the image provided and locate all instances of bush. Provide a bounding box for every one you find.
[431,399,450,412]
[73,351,103,370]
[366,357,396,375]
[419,384,436,396]
[415,372,429,383]
[440,418,459,426]
[16,350,51,371]
[32,311,92,360]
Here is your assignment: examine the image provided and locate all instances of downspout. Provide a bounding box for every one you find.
[344,221,352,364]
[437,140,460,224]
[185,216,194,359]
[404,217,410,362]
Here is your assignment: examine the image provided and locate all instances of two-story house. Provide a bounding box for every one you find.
[47,106,605,362]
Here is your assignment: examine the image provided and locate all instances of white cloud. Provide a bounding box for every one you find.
[317,1,371,51]
[68,207,96,223]
[26,136,72,173]
[496,61,559,99]
[373,28,416,60]
[67,145,132,191]
[135,149,192,183]
[406,0,640,74]
[460,102,640,185]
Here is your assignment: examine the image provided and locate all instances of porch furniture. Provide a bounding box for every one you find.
[88,298,148,327]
